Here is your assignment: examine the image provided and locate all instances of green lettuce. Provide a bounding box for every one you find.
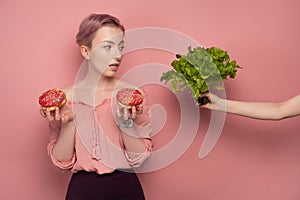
[160,46,241,99]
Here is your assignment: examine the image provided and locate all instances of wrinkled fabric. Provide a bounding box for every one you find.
[47,97,152,174]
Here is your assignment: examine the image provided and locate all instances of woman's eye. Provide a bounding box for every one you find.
[103,45,112,50]
[119,46,125,51]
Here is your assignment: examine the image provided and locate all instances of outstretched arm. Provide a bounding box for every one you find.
[199,93,300,120]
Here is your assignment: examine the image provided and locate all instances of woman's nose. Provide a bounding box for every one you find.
[114,54,122,62]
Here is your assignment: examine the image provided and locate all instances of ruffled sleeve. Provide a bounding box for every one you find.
[46,121,76,170]
[122,92,153,167]
[124,138,152,168]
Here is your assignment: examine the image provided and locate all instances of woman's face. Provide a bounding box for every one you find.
[87,26,124,77]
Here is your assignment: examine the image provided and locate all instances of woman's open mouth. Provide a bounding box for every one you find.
[109,63,119,71]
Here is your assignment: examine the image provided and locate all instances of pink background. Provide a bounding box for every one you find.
[1,0,300,199]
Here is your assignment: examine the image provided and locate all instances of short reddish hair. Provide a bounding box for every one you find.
[76,13,125,47]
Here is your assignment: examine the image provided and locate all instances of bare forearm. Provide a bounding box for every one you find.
[201,93,300,120]
[52,121,76,161]
[226,100,285,120]
[225,95,300,120]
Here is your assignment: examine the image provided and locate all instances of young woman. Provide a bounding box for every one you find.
[199,93,300,120]
[40,13,153,200]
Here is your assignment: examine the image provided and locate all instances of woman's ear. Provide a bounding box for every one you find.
[80,45,90,60]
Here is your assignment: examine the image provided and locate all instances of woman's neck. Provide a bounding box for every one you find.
[72,65,118,105]
[78,65,117,92]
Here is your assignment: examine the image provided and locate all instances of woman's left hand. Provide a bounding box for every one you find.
[115,104,144,128]
[116,105,142,120]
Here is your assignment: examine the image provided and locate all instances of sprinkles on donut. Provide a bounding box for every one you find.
[39,88,67,111]
[116,88,144,110]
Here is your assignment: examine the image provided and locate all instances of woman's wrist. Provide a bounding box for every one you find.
[61,119,75,129]
[214,98,227,112]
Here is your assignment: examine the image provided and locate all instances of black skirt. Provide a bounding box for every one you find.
[65,170,146,200]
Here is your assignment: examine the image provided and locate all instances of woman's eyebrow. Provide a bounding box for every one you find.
[101,40,115,44]
[101,40,124,45]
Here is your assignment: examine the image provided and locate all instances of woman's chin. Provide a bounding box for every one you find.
[102,70,117,78]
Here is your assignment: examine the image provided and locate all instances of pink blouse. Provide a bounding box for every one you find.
[47,98,153,174]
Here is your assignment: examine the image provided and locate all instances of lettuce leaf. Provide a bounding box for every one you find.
[160,46,241,99]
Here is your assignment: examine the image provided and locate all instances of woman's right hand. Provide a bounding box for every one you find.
[40,105,75,124]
